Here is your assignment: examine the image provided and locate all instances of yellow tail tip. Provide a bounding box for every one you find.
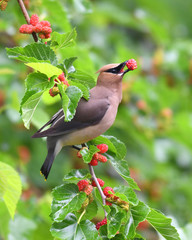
[40,171,47,181]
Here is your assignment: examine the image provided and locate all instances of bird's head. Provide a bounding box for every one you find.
[96,60,137,86]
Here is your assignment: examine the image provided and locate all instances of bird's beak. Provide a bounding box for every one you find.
[118,61,130,75]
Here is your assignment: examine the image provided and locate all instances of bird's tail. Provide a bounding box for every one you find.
[40,150,55,180]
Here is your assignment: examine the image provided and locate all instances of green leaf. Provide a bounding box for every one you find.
[107,207,125,238]
[58,84,70,117]
[111,234,126,240]
[63,169,91,181]
[31,107,50,130]
[112,192,128,203]
[58,57,77,76]
[80,145,100,163]
[76,200,98,221]
[0,162,22,219]
[51,213,99,240]
[51,29,77,50]
[25,72,52,92]
[51,183,87,222]
[146,208,180,240]
[68,80,90,100]
[98,224,108,240]
[6,43,57,65]
[8,214,37,240]
[65,86,83,120]
[25,62,62,78]
[91,135,117,154]
[123,213,135,238]
[131,201,150,228]
[92,135,139,190]
[63,57,77,74]
[58,85,83,122]
[21,91,43,129]
[0,201,10,239]
[114,186,139,206]
[109,158,139,190]
[82,200,98,220]
[69,70,96,89]
[123,201,149,239]
[133,233,146,240]
[105,136,126,160]
[20,72,53,128]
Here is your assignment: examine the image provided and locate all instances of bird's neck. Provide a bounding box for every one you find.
[96,81,122,104]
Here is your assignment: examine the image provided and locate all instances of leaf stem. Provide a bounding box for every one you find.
[17,0,38,42]
[77,207,86,224]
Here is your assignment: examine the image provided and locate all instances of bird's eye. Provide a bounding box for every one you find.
[105,67,119,74]
[107,68,117,73]
[105,63,125,74]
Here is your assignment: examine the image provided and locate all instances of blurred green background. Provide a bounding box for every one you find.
[1,0,192,239]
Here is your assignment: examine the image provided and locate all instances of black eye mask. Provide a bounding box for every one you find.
[105,62,127,74]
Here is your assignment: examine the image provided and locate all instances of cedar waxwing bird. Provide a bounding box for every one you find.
[32,60,136,180]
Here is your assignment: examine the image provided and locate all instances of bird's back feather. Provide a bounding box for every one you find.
[32,87,111,138]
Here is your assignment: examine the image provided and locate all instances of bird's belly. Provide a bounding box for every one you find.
[59,105,117,146]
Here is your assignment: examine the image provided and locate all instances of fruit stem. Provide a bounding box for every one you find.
[17,0,38,42]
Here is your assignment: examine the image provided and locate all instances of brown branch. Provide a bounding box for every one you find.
[17,0,38,42]
[73,144,107,217]
[88,164,107,218]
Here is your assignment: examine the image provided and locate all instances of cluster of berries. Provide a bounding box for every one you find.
[19,14,52,39]
[77,178,104,196]
[77,144,108,166]
[96,218,107,230]
[0,0,9,11]
[103,186,115,206]
[77,179,93,196]
[92,180,115,207]
[76,144,128,231]
[95,186,129,231]
[77,178,116,230]
[49,72,69,97]
[96,218,120,234]
[126,59,137,70]
[77,178,115,205]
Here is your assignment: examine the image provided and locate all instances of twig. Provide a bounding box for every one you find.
[17,0,38,42]
[73,144,107,218]
[88,164,107,218]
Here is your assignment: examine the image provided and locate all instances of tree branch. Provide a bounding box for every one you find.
[73,144,107,218]
[88,164,107,218]
[17,0,38,42]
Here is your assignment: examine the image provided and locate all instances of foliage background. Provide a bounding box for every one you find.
[1,0,192,239]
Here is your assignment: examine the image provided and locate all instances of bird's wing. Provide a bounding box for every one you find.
[32,109,63,134]
[32,96,110,138]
